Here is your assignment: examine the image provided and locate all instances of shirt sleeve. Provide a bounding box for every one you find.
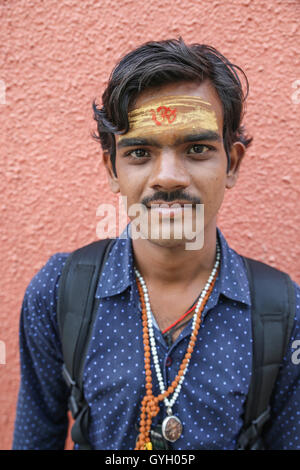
[263,281,300,450]
[12,253,70,450]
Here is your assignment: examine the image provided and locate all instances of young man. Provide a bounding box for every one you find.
[13,39,300,450]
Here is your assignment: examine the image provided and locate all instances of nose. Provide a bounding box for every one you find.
[149,149,191,192]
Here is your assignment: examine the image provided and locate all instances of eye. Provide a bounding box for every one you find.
[188,144,211,154]
[125,148,150,159]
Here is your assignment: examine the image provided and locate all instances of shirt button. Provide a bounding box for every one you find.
[165,356,172,367]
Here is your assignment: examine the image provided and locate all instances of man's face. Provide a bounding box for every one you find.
[104,80,244,248]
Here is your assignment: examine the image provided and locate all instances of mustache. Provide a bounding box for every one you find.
[141,190,202,206]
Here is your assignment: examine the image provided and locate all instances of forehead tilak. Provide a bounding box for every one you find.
[127,95,218,136]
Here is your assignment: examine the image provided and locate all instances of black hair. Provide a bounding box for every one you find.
[92,38,252,176]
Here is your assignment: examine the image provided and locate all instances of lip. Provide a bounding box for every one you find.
[146,201,195,219]
[146,200,195,208]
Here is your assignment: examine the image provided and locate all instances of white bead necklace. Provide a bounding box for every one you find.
[134,241,221,442]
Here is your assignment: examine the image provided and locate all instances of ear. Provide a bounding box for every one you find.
[103,151,120,194]
[225,141,246,189]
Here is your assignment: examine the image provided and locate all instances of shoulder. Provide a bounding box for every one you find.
[21,252,71,340]
[245,257,300,339]
[232,248,300,347]
[24,252,70,304]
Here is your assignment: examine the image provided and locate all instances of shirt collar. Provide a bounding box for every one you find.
[216,228,251,307]
[95,224,136,301]
[95,224,251,307]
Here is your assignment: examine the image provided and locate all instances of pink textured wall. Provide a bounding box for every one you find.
[1,0,299,450]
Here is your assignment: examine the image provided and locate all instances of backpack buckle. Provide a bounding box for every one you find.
[62,363,76,387]
[62,364,83,419]
[252,406,271,430]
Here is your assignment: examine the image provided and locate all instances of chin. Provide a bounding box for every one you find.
[141,227,204,251]
[147,237,187,249]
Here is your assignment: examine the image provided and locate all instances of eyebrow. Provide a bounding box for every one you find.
[175,131,221,145]
[117,131,221,149]
[117,137,161,149]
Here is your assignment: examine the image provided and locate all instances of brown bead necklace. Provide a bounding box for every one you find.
[134,244,220,450]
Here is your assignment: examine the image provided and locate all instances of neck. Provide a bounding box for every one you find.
[132,222,218,288]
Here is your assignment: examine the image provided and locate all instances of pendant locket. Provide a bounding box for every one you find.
[161,408,183,442]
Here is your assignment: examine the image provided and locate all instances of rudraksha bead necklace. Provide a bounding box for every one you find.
[134,242,221,450]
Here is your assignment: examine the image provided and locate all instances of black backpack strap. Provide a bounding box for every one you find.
[237,257,295,450]
[57,238,114,450]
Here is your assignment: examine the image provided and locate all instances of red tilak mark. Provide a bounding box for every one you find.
[150,106,177,126]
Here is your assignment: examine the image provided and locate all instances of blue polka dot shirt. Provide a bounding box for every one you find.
[12,226,300,450]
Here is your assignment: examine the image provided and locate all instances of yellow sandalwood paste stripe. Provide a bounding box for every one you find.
[127,95,218,136]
